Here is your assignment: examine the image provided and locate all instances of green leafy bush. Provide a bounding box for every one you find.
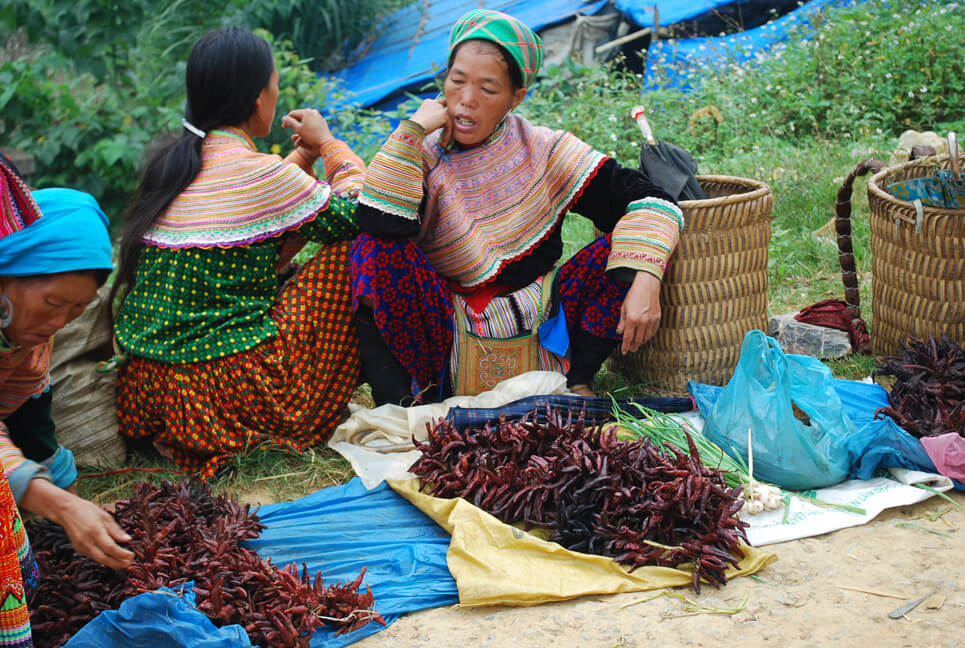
[640,0,964,157]
[0,0,232,217]
[0,51,176,218]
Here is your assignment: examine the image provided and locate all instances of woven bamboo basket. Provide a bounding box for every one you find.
[611,175,773,394]
[866,154,964,356]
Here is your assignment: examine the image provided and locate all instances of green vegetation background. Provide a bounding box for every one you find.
[2,0,963,497]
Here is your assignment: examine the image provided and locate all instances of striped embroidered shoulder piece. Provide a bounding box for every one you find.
[143,127,331,248]
[418,114,606,288]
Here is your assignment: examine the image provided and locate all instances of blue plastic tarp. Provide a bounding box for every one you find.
[248,479,458,647]
[333,0,609,108]
[644,0,861,89]
[65,479,458,648]
[616,0,737,28]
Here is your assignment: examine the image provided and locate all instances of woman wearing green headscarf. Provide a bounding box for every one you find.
[350,9,683,404]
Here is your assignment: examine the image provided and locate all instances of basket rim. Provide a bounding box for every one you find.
[680,174,772,207]
[868,153,963,216]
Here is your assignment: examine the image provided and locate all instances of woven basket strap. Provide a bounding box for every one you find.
[835,158,886,318]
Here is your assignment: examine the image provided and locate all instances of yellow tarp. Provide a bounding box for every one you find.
[390,478,777,607]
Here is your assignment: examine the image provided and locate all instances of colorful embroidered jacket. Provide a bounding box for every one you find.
[0,469,36,648]
[115,129,363,363]
[357,115,683,289]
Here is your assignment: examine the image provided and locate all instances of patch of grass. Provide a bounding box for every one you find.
[75,443,353,507]
[824,353,877,381]
[593,363,661,399]
[75,453,186,505]
[213,445,354,506]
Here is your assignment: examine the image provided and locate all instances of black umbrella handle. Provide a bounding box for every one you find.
[835,158,886,323]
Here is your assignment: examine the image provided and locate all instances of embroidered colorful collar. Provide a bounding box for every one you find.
[142,126,331,249]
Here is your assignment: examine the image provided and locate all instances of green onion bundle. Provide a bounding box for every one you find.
[613,403,749,489]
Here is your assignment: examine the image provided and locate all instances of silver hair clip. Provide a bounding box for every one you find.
[181,118,206,139]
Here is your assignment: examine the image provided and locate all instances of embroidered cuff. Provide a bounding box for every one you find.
[607,197,684,280]
[319,139,364,196]
[359,120,426,221]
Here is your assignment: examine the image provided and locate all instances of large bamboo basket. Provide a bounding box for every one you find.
[611,175,773,394]
[866,154,964,356]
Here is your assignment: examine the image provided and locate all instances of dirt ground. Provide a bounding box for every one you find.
[353,491,964,648]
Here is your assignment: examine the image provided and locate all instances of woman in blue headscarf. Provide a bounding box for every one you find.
[0,155,133,576]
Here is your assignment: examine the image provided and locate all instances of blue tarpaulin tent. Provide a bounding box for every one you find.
[333,0,847,107]
[334,0,610,108]
[643,0,862,89]
[616,0,804,30]
[617,0,749,27]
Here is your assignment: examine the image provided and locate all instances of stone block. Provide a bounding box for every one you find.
[768,312,852,359]
[0,147,35,177]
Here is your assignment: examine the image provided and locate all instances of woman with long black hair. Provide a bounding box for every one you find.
[111,27,365,478]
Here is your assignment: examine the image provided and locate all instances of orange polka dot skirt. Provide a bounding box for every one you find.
[117,241,360,479]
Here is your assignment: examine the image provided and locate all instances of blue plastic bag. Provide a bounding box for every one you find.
[64,583,251,648]
[830,379,940,479]
[689,330,853,490]
[690,377,949,486]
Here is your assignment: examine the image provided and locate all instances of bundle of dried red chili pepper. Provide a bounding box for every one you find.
[874,335,965,438]
[27,481,384,648]
[411,408,749,593]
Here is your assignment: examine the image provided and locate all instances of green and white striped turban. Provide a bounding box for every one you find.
[449,9,544,88]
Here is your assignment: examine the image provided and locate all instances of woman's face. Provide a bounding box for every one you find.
[0,273,99,348]
[444,41,527,147]
[251,67,280,138]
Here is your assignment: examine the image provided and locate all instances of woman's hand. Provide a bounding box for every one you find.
[281,108,334,151]
[410,97,453,147]
[20,478,134,569]
[616,271,662,354]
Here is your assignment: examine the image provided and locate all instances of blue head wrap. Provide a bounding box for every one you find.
[0,188,113,277]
